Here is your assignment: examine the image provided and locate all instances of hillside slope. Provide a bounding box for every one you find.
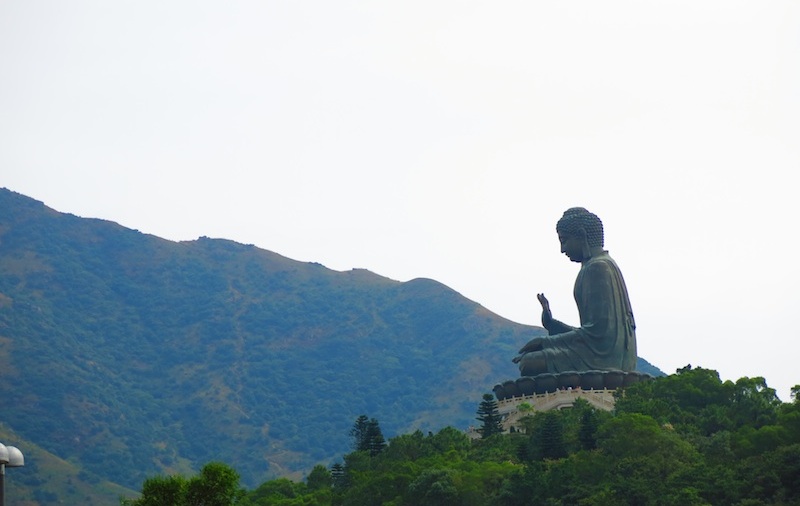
[0,188,661,493]
[0,424,136,505]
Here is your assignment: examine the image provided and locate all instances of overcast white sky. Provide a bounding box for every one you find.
[2,1,798,400]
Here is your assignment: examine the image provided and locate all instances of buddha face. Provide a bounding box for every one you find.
[558,230,586,263]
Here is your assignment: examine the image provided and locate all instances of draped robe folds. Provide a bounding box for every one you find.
[539,250,637,372]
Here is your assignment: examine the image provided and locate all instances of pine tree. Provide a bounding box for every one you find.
[330,462,346,489]
[578,407,600,450]
[536,411,566,460]
[349,415,386,455]
[366,419,386,456]
[476,393,504,438]
[350,415,371,451]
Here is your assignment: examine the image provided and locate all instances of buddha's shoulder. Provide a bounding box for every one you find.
[583,253,619,273]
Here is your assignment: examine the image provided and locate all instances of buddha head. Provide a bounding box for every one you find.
[556,207,604,262]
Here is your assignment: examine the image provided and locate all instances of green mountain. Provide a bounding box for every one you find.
[0,423,137,505]
[227,367,799,506]
[0,188,662,495]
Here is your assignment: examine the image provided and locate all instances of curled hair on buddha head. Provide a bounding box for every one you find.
[556,207,604,248]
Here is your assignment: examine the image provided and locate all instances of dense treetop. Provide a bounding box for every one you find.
[127,366,800,505]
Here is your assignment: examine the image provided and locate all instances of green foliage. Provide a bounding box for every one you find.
[515,399,610,463]
[136,475,187,506]
[350,416,386,456]
[121,365,800,506]
[476,394,503,439]
[186,462,244,506]
[496,369,800,505]
[326,425,519,506]
[329,463,346,490]
[124,462,243,506]
[578,403,600,450]
[0,188,549,490]
[0,189,668,497]
[516,402,533,413]
[615,365,783,437]
[406,468,459,505]
[306,465,332,491]
[243,477,333,506]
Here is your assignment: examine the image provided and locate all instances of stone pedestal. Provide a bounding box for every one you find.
[489,370,653,433]
[497,388,616,432]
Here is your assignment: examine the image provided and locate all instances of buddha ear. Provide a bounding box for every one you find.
[577,228,592,258]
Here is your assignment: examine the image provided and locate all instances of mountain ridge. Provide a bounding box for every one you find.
[0,187,662,499]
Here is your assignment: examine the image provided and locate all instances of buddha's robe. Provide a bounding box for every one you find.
[540,250,637,372]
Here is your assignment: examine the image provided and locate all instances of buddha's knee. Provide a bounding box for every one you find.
[518,351,547,376]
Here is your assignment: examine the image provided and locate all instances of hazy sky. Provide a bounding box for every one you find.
[2,1,798,399]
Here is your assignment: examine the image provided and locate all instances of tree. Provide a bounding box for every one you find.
[476,393,503,438]
[380,430,430,462]
[125,462,242,506]
[245,478,303,504]
[534,411,566,460]
[430,426,471,454]
[306,464,332,491]
[406,469,460,506]
[127,475,188,506]
[730,376,781,429]
[330,462,346,489]
[349,415,386,456]
[366,419,386,456]
[578,406,600,451]
[185,462,243,506]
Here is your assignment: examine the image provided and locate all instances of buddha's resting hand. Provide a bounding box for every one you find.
[515,336,545,360]
[537,293,553,330]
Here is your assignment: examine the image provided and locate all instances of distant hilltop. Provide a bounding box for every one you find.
[0,187,664,496]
